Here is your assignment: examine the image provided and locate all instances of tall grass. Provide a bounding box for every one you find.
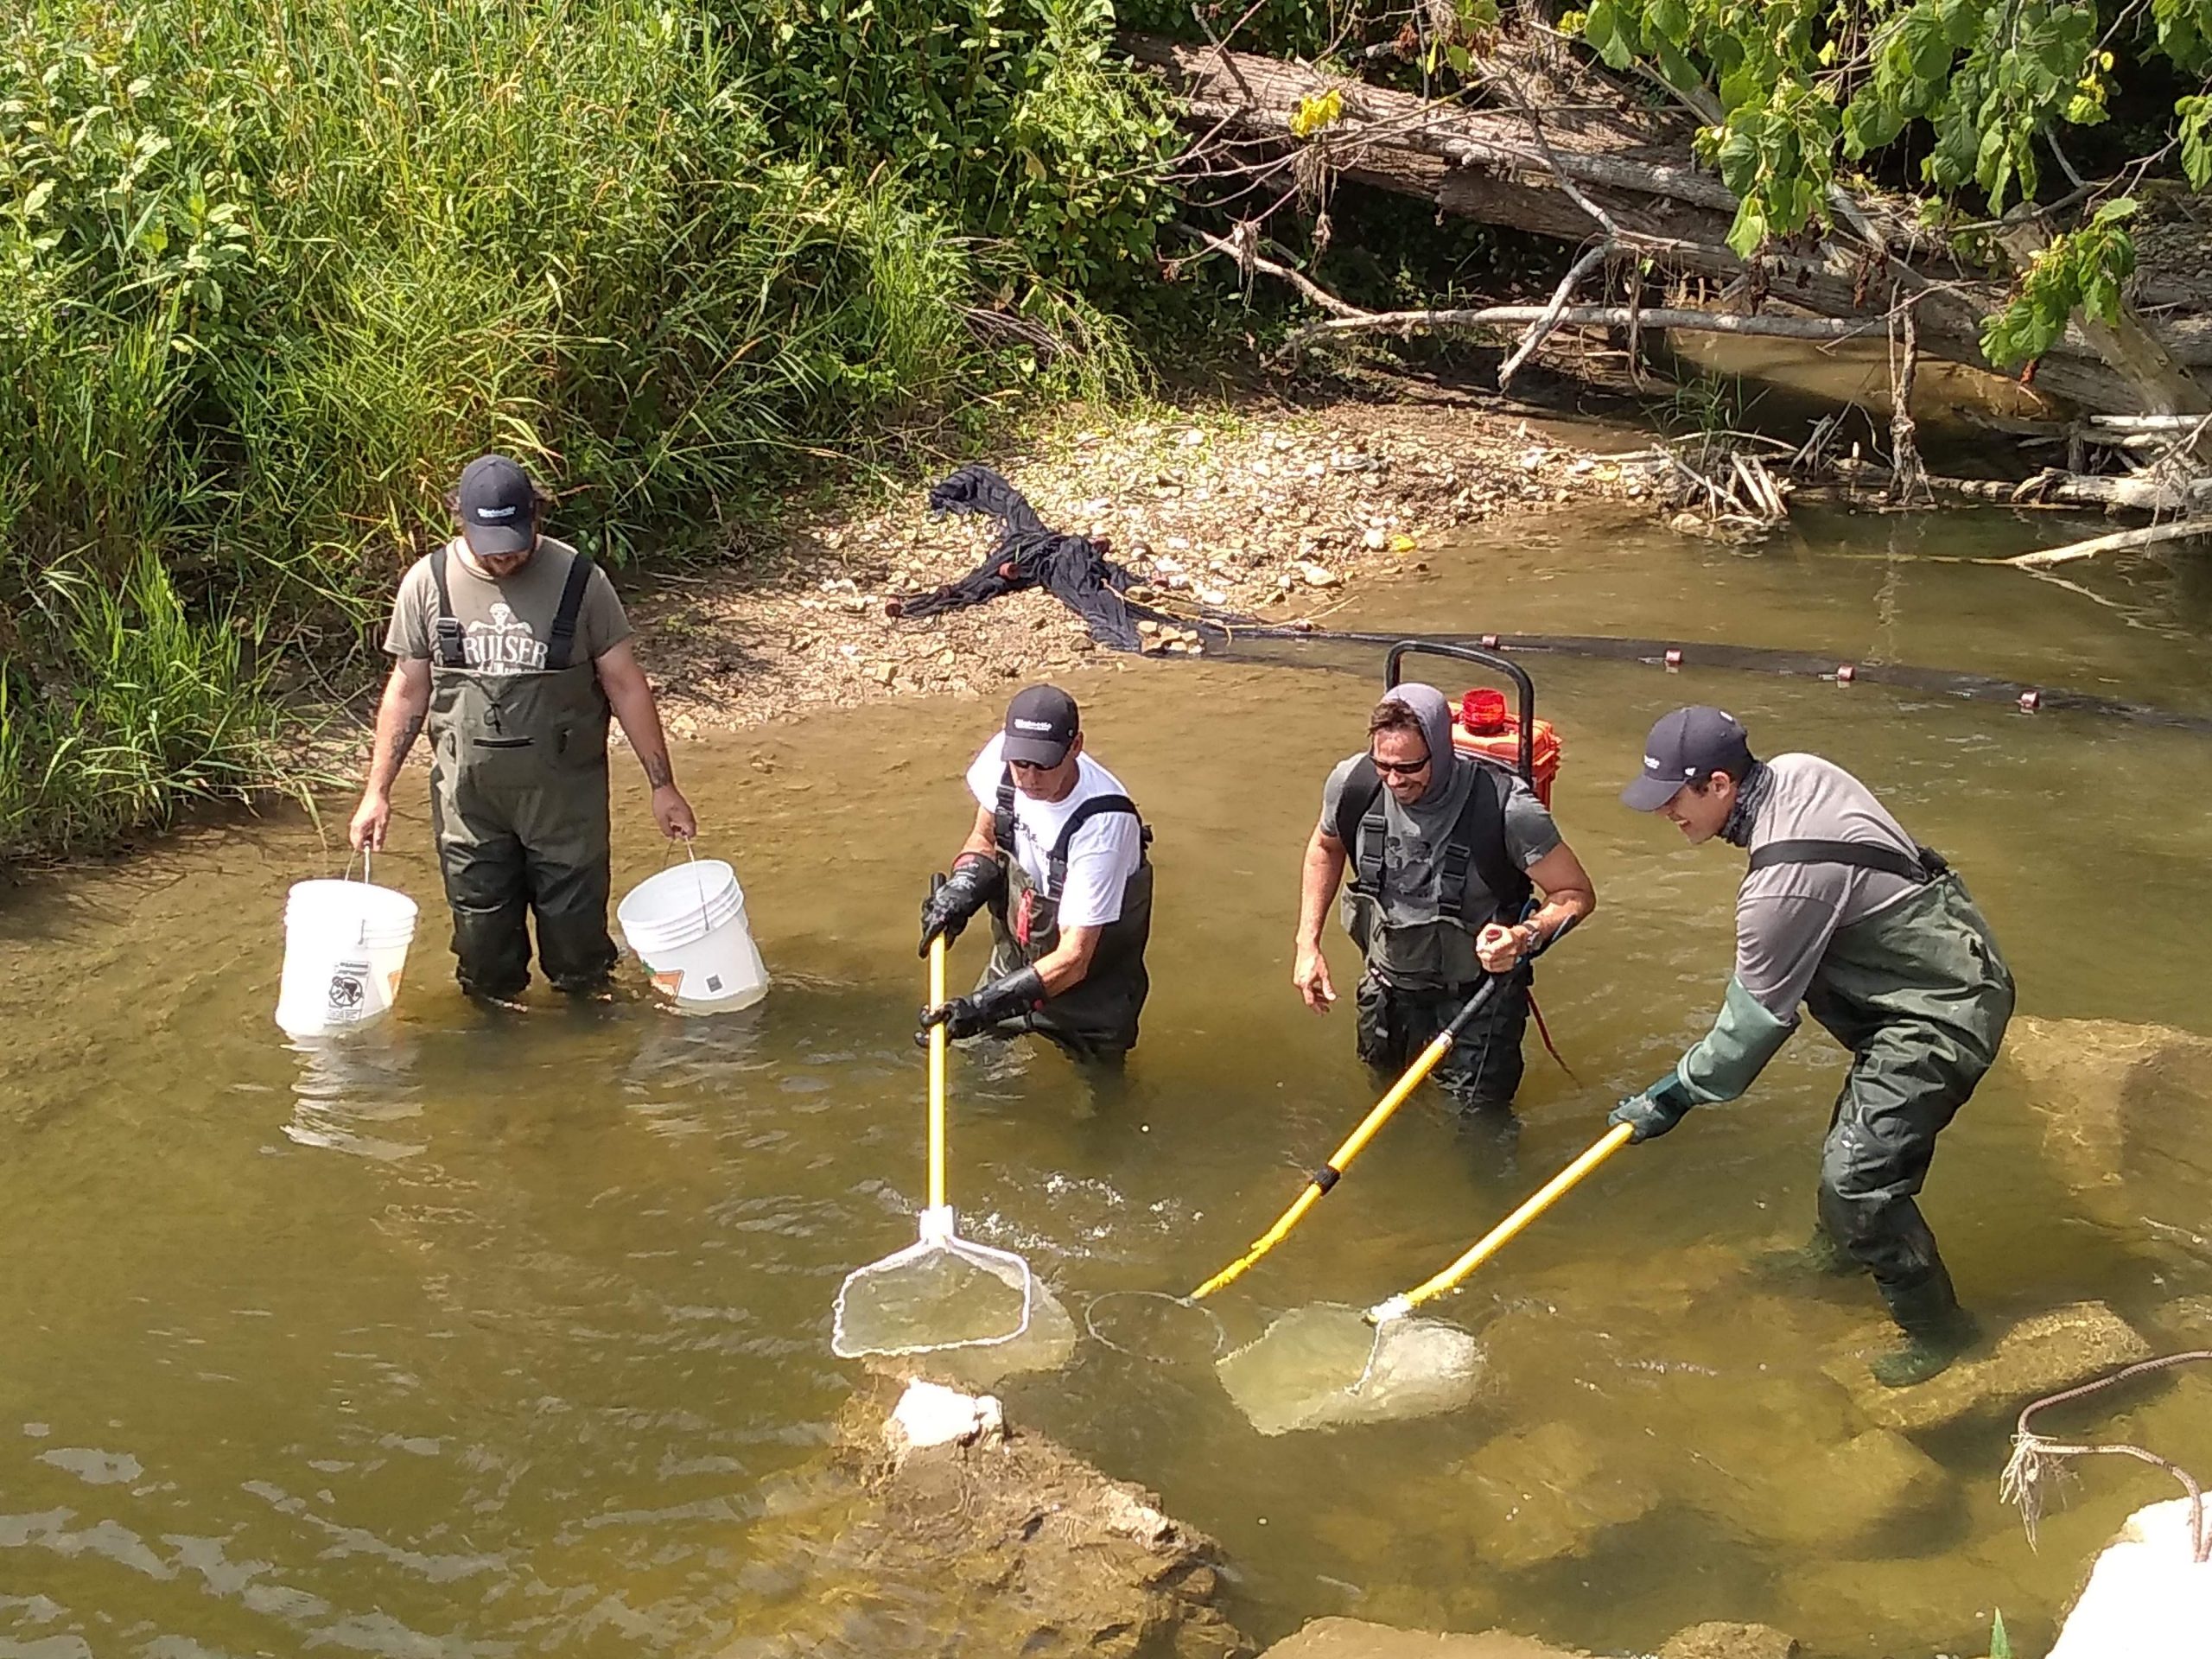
[0,0,1173,859]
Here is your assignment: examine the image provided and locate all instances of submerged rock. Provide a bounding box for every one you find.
[2048,1497,2212,1659]
[1658,1624,1802,1659]
[1752,1427,1950,1556]
[1455,1420,1660,1568]
[721,1380,1253,1656]
[1827,1300,2153,1433]
[1260,1618,1592,1657]
[2004,1015,2212,1256]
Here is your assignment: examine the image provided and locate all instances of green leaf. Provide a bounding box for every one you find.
[1726,203,1769,257]
[1650,0,1689,45]
[2180,95,2212,189]
[1991,1609,2012,1659]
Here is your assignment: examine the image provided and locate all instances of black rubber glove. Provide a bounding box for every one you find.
[920,966,1047,1040]
[1607,1072,1696,1143]
[918,853,1004,956]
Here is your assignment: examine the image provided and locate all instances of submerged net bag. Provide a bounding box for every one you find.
[1214,1303,1489,1435]
[832,1206,1035,1359]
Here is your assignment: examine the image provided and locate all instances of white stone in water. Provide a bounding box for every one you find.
[886,1378,1004,1455]
[2048,1497,2212,1659]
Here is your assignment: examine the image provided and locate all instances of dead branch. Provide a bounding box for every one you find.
[1276,303,1875,361]
[1998,518,2212,569]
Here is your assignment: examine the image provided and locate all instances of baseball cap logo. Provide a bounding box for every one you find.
[475,505,518,520]
[1014,718,1055,733]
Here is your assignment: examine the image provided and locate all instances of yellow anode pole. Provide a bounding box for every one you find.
[927,933,948,1211]
[1370,1121,1635,1322]
[1189,1024,1460,1300]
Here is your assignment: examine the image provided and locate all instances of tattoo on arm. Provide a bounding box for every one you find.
[391,715,424,772]
[642,751,672,789]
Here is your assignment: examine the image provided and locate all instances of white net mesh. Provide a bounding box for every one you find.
[1214,1303,1488,1435]
[831,1219,1034,1359]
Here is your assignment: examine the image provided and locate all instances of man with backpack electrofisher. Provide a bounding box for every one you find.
[917,685,1153,1066]
[1610,707,2014,1386]
[1294,683,1598,1147]
[349,454,696,1004]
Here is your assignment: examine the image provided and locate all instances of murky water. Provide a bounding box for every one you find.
[7,474,2212,1657]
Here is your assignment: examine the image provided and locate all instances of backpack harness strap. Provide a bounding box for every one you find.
[1335,754,1531,926]
[1747,838,1949,883]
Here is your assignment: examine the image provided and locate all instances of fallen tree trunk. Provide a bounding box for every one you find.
[2000,518,2212,568]
[1126,35,2212,419]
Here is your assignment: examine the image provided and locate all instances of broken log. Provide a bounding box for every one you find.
[1126,34,2212,419]
[1999,519,2212,569]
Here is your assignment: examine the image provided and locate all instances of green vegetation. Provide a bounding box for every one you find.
[1,0,1175,859]
[1554,1,2212,364]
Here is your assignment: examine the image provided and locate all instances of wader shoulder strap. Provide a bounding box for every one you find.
[995,766,1018,856]
[1044,794,1145,899]
[1335,757,1388,893]
[545,551,595,671]
[1748,838,1948,883]
[1440,762,1529,925]
[1340,755,1527,923]
[429,547,467,669]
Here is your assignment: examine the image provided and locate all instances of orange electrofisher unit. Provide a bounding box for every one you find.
[1452,685,1561,805]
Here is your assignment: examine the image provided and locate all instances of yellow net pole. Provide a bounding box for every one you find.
[927,933,948,1211]
[1189,1027,1456,1300]
[1381,1122,1635,1317]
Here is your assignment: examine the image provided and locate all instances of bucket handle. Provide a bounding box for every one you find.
[342,848,374,885]
[657,837,714,953]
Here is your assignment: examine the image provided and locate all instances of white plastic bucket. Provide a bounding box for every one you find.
[276,875,419,1038]
[617,856,769,1012]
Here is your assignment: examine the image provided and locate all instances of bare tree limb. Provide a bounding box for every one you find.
[1998,518,2212,569]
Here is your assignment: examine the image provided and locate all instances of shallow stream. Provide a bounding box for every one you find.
[7,467,2212,1657]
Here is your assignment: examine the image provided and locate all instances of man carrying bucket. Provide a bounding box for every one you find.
[1610,707,2014,1385]
[916,685,1152,1065]
[348,454,696,1003]
[1294,685,1598,1148]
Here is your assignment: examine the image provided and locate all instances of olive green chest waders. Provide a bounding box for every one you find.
[984,768,1153,1065]
[426,548,618,1001]
[1336,760,1535,1113]
[1761,839,2016,1338]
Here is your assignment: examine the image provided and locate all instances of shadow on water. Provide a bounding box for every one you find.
[3,499,2212,1656]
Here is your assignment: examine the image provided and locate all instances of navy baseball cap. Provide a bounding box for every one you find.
[1622,706,1753,810]
[1003,684,1079,767]
[455,454,538,556]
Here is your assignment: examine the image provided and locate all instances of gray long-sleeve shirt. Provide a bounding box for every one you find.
[1735,753,1922,1017]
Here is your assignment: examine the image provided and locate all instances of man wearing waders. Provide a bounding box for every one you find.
[916,685,1151,1065]
[1294,685,1598,1153]
[348,454,697,1002]
[1611,707,2013,1386]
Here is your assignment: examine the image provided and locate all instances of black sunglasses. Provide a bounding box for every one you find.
[1370,753,1432,778]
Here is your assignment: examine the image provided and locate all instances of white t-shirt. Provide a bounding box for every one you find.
[964,734,1144,929]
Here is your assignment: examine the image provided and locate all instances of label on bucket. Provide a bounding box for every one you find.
[326,958,373,1020]
[651,969,684,999]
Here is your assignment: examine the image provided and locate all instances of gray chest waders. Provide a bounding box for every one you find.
[1751,838,2017,1324]
[426,548,617,999]
[1337,760,1535,1111]
[985,768,1153,1062]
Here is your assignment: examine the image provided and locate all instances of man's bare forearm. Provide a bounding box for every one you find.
[363,671,429,797]
[1297,831,1346,946]
[609,684,676,788]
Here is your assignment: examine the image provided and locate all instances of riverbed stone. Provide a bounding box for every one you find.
[2002,1015,2212,1252]
[1826,1300,2153,1433]
[2049,1497,2212,1659]
[1658,1623,1802,1659]
[1259,1618,1590,1657]
[1454,1419,1660,1568]
[1753,1427,1950,1555]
